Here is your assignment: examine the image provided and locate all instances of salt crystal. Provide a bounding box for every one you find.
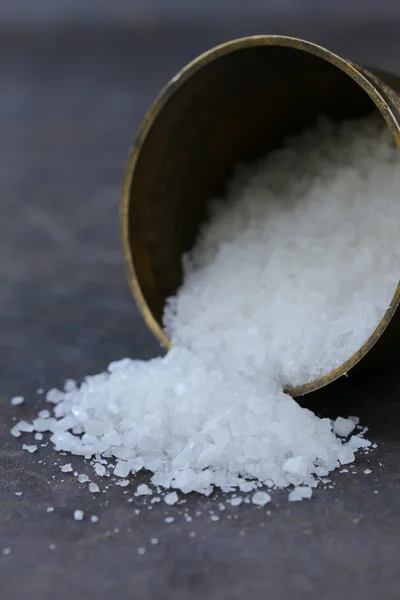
[46,507,54,513]
[73,510,84,521]
[34,433,43,441]
[137,547,146,555]
[239,481,256,493]
[164,492,179,506]
[229,497,243,507]
[333,417,356,437]
[2,548,11,555]
[94,463,106,477]
[38,410,50,419]
[90,515,99,522]
[22,444,37,453]
[11,396,24,406]
[150,538,159,545]
[164,516,174,523]
[64,379,76,392]
[364,468,372,475]
[61,463,73,473]
[77,474,89,483]
[252,491,271,506]
[17,421,34,433]
[136,484,152,496]
[89,482,100,493]
[14,492,22,496]
[113,461,131,478]
[101,430,121,446]
[116,479,129,487]
[288,487,313,502]
[49,543,56,551]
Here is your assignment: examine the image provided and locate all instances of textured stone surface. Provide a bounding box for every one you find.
[1,19,400,600]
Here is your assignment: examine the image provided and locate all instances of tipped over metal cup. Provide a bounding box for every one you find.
[121,35,400,396]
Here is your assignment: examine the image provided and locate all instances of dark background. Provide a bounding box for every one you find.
[1,2,400,599]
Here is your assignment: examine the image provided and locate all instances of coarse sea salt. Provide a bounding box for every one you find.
[11,116,395,500]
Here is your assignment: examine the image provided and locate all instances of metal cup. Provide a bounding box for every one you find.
[121,35,400,396]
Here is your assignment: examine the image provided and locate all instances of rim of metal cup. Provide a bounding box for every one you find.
[121,34,400,396]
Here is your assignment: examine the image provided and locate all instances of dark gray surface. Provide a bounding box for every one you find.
[1,21,400,600]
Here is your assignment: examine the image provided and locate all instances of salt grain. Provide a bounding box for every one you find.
[94,463,106,477]
[252,491,271,506]
[229,497,243,507]
[150,537,159,545]
[164,492,179,506]
[136,484,152,496]
[11,396,24,406]
[333,417,356,438]
[73,510,84,521]
[89,482,100,493]
[61,463,73,473]
[288,487,313,502]
[22,444,37,453]
[116,479,130,487]
[77,474,89,483]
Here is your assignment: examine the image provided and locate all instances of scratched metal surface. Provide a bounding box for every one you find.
[1,19,400,600]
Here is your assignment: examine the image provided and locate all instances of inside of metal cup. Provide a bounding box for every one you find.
[122,37,400,396]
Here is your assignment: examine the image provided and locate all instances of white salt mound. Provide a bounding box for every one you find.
[165,116,399,387]
[12,116,396,498]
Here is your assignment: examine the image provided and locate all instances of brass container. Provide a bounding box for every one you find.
[121,35,400,396]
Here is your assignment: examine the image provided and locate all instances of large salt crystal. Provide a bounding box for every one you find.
[164,491,179,506]
[136,484,152,496]
[113,460,131,478]
[333,417,356,437]
[288,486,313,502]
[13,116,393,498]
[252,491,271,506]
